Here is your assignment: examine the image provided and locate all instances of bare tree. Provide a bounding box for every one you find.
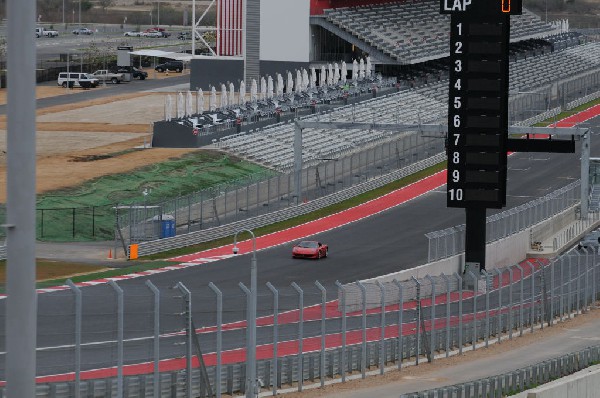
[97,0,115,11]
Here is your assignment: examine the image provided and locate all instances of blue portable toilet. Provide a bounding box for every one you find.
[159,215,176,238]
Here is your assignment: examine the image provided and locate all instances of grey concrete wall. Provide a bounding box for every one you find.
[259,60,310,78]
[513,364,600,398]
[189,58,244,90]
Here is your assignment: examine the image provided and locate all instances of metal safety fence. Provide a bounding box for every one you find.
[426,180,582,262]
[1,247,599,397]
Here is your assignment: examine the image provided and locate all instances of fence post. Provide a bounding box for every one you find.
[109,280,124,398]
[494,269,502,343]
[176,282,193,398]
[335,281,347,382]
[454,273,463,355]
[516,264,524,336]
[356,281,368,378]
[467,271,478,351]
[266,282,279,395]
[411,276,421,365]
[208,282,223,398]
[424,275,435,363]
[441,273,450,357]
[576,252,582,316]
[291,282,304,391]
[550,259,555,326]
[66,280,82,398]
[508,267,513,340]
[376,281,386,374]
[145,280,160,398]
[482,270,490,349]
[528,262,535,334]
[392,279,404,369]
[315,281,327,387]
[239,282,254,397]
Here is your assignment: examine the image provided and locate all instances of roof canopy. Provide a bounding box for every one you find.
[128,49,194,62]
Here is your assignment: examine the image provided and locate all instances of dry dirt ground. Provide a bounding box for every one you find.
[0,79,199,203]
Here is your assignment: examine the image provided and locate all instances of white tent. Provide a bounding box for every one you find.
[295,70,302,93]
[352,60,359,81]
[250,79,258,103]
[334,63,340,84]
[177,92,184,118]
[239,80,246,105]
[220,84,228,108]
[366,56,372,78]
[286,72,294,94]
[267,75,274,99]
[165,94,173,121]
[359,58,365,79]
[209,86,217,111]
[260,77,267,100]
[186,91,193,116]
[229,82,235,106]
[341,61,347,83]
[320,65,326,87]
[196,88,204,114]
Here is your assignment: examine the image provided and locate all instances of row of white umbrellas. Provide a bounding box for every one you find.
[165,57,373,118]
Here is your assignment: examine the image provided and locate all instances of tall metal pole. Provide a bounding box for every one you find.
[233,229,257,398]
[6,0,37,396]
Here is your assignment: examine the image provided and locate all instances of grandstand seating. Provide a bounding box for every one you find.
[321,0,560,64]
[218,41,600,171]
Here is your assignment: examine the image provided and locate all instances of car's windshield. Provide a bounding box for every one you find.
[298,241,318,248]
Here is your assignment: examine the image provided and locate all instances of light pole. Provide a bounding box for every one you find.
[232,229,258,398]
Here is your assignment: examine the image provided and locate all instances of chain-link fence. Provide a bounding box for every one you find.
[1,248,598,397]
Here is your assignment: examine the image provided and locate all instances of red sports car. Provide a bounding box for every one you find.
[292,241,328,259]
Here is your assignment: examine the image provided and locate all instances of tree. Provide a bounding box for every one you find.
[97,0,114,11]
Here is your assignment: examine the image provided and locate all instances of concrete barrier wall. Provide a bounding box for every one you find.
[530,206,578,245]
[512,365,600,398]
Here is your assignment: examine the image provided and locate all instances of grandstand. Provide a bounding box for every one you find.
[317,1,559,64]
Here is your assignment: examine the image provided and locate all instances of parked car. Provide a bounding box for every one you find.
[57,72,99,88]
[578,230,600,250]
[292,241,328,259]
[154,60,184,73]
[124,31,142,37]
[117,66,148,80]
[142,30,162,38]
[35,27,59,38]
[178,31,192,40]
[72,27,93,35]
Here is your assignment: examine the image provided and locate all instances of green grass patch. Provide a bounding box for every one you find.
[34,151,274,242]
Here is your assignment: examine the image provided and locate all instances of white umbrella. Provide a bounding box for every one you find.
[352,59,359,81]
[295,69,302,92]
[196,88,204,114]
[327,63,333,85]
[302,69,309,91]
[320,65,326,87]
[267,75,274,99]
[260,77,267,100]
[310,67,317,88]
[359,58,365,79]
[165,94,172,121]
[341,61,347,83]
[334,63,340,84]
[177,91,184,118]
[275,74,283,98]
[286,71,293,94]
[250,79,258,103]
[209,86,217,111]
[220,84,228,108]
[239,80,246,105]
[229,82,235,106]
[366,56,372,78]
[186,90,193,116]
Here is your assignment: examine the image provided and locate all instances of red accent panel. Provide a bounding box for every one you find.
[310,0,406,15]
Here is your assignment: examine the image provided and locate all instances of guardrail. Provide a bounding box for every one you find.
[131,153,446,257]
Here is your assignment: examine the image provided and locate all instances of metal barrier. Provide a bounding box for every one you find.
[4,247,599,397]
[426,181,582,262]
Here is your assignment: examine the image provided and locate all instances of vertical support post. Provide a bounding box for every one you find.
[293,122,303,205]
[441,274,450,357]
[66,280,82,398]
[560,257,565,322]
[266,282,279,395]
[508,267,514,339]
[6,0,37,395]
[376,281,386,374]
[577,252,582,315]
[356,281,367,378]
[176,282,193,398]
[467,271,478,350]
[550,259,555,326]
[109,280,124,398]
[411,277,421,365]
[454,273,464,354]
[335,281,347,382]
[482,270,490,348]
[530,263,536,333]
[208,282,222,398]
[145,280,160,398]
[581,131,590,219]
[517,264,524,336]
[291,282,304,391]
[495,269,502,343]
[392,280,404,369]
[424,275,436,363]
[315,281,327,387]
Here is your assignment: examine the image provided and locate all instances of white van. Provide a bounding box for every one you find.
[57,72,99,88]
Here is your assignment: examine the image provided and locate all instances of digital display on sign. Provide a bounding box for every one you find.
[440,0,522,16]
